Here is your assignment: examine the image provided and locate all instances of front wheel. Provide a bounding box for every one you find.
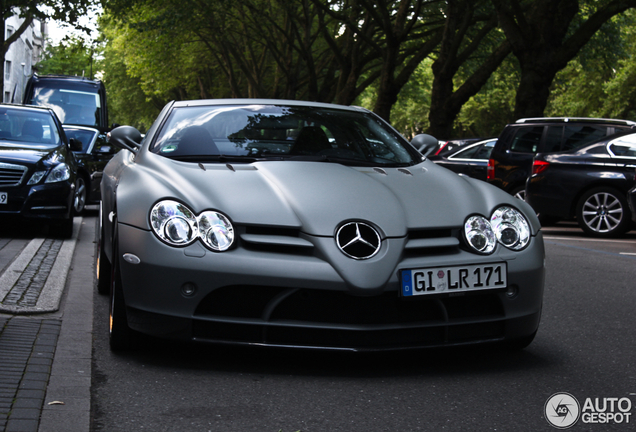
[576,187,631,238]
[73,177,87,215]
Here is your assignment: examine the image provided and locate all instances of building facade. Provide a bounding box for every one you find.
[3,13,46,103]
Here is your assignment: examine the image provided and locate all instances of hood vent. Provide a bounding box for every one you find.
[373,167,387,175]
[398,168,413,176]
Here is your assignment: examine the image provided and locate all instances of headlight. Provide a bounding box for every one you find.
[27,171,47,185]
[150,200,234,251]
[198,211,234,251]
[464,206,531,253]
[45,164,71,183]
[150,200,198,246]
[464,215,497,254]
[490,206,530,250]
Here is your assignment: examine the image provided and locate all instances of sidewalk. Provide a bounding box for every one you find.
[0,215,95,432]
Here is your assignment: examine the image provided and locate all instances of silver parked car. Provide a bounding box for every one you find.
[98,99,545,352]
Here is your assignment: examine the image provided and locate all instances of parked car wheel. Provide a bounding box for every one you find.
[511,186,526,201]
[109,233,132,351]
[576,187,631,237]
[73,177,87,215]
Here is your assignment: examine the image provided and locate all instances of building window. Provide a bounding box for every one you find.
[4,61,11,81]
[4,92,10,103]
[6,27,13,40]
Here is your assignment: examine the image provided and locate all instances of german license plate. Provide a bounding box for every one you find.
[401,263,507,297]
[0,192,6,204]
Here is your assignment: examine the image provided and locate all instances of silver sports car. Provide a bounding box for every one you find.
[98,99,545,352]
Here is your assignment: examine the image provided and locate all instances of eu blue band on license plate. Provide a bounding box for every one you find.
[401,263,507,297]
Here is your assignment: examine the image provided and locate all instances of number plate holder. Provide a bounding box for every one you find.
[401,263,507,297]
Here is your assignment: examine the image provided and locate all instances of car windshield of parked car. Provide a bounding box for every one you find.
[0,107,61,148]
[150,104,419,166]
[608,133,636,157]
[27,82,101,128]
[64,127,96,153]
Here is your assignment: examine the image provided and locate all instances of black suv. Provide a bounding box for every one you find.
[487,118,636,199]
[23,74,110,133]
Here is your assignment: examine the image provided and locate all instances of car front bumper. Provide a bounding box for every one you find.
[0,182,74,221]
[117,223,545,351]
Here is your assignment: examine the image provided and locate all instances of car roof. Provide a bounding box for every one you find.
[515,117,636,126]
[172,98,370,113]
[29,74,104,85]
[0,102,57,115]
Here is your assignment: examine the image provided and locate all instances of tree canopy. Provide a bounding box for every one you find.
[69,0,636,137]
[1,0,97,82]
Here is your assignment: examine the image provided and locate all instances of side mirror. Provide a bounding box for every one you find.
[411,134,439,156]
[108,125,142,153]
[69,138,83,152]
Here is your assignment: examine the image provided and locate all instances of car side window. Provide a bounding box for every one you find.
[450,145,480,159]
[510,126,543,153]
[543,126,563,152]
[561,125,606,151]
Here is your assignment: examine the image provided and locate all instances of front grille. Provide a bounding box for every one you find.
[192,286,505,350]
[0,163,27,186]
[403,228,462,257]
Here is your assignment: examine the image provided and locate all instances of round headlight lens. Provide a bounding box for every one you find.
[45,164,71,183]
[150,200,197,246]
[198,211,234,251]
[490,206,530,250]
[464,215,497,254]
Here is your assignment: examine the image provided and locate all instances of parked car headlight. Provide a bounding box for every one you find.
[45,163,71,183]
[150,200,234,251]
[27,171,47,185]
[198,211,234,251]
[464,215,497,254]
[490,206,530,250]
[150,200,198,246]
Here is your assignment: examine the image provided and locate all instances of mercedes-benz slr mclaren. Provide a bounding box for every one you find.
[98,99,545,352]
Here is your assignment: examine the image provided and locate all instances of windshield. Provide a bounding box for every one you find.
[151,104,419,166]
[27,82,101,128]
[0,107,61,148]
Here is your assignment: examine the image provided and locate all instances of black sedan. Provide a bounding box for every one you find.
[526,131,636,237]
[0,104,82,237]
[429,138,496,181]
[63,125,119,212]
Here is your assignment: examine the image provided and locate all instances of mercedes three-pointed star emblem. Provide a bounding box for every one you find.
[336,222,381,260]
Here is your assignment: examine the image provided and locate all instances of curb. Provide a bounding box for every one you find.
[0,219,80,314]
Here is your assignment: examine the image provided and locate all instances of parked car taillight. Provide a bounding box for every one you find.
[487,158,495,180]
[532,160,550,175]
[434,142,449,156]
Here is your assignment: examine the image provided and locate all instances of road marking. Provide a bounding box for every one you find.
[543,236,635,244]
[620,252,636,256]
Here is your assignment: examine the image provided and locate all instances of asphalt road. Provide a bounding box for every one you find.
[90,220,636,432]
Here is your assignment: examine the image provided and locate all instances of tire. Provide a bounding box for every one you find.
[54,216,74,239]
[109,233,132,351]
[510,186,526,201]
[576,187,631,238]
[96,232,111,295]
[73,176,87,215]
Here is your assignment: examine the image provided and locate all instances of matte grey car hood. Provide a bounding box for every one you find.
[115,151,538,237]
